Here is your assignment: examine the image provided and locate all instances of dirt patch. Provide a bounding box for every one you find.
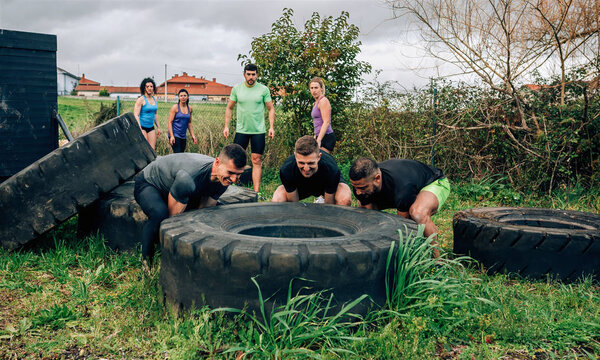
[0,288,25,327]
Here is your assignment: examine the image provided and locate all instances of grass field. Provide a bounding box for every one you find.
[57,96,290,169]
[0,97,598,359]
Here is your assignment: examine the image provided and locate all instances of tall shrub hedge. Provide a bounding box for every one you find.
[270,65,599,192]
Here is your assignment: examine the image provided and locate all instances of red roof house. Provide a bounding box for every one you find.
[156,72,232,101]
[77,73,100,86]
[74,72,232,102]
[74,74,103,95]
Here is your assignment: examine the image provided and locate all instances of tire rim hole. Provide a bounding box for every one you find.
[238,225,346,238]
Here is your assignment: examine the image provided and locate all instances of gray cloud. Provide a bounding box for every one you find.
[1,0,432,88]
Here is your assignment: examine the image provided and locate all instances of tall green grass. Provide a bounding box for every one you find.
[214,277,366,359]
[384,225,494,318]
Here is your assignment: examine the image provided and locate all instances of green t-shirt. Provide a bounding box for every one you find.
[230,82,272,134]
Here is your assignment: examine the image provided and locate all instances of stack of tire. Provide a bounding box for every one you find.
[77,181,257,250]
[0,113,155,250]
[0,110,258,252]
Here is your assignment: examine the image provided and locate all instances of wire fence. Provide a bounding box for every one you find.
[114,97,233,158]
[58,95,293,169]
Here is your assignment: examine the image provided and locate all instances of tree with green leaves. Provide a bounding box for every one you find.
[239,8,371,141]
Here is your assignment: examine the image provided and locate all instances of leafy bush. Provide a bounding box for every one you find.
[327,61,599,192]
[98,88,109,97]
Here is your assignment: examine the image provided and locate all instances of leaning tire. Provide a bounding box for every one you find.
[0,113,155,250]
[453,207,600,281]
[158,203,418,315]
[77,182,257,251]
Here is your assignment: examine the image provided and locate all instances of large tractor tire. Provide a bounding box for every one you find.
[453,207,600,281]
[0,113,155,250]
[77,182,257,251]
[158,203,418,315]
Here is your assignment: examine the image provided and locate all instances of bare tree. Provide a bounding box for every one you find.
[388,0,599,161]
[529,0,599,105]
[389,0,552,130]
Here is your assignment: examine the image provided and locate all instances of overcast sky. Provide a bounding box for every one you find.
[0,0,444,89]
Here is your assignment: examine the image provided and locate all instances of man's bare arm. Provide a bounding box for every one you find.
[198,196,218,209]
[286,190,300,203]
[168,193,187,216]
[223,100,236,138]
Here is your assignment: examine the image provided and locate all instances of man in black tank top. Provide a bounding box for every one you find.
[272,136,351,205]
[349,157,451,243]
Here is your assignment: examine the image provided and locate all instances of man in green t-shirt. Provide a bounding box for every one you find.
[223,63,275,193]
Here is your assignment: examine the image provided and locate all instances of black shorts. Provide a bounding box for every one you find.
[141,125,155,132]
[233,132,265,155]
[320,132,336,152]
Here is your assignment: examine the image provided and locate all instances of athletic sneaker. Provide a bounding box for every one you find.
[314,196,325,203]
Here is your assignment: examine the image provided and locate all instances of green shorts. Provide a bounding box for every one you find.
[421,177,451,211]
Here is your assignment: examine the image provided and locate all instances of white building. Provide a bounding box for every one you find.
[57,67,80,95]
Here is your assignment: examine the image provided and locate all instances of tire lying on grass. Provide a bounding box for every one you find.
[453,207,600,281]
[159,203,418,315]
[77,181,258,251]
[0,113,155,250]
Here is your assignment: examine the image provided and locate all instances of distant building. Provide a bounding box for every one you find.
[74,72,232,102]
[107,86,141,99]
[156,72,232,102]
[57,67,80,95]
[74,74,102,96]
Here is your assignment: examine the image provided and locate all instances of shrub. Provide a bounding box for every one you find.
[324,63,600,192]
[93,102,117,126]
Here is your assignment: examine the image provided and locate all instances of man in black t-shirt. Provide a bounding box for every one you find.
[134,144,247,266]
[272,135,351,205]
[348,157,450,240]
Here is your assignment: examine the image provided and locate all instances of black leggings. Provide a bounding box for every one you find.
[171,137,187,153]
[134,175,169,262]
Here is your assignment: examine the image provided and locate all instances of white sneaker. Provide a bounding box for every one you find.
[314,196,325,203]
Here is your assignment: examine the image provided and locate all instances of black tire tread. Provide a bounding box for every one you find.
[159,203,419,315]
[453,207,600,281]
[78,182,257,251]
[1,113,155,250]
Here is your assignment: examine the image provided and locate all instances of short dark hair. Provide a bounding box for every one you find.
[140,77,156,95]
[219,143,247,168]
[349,157,379,181]
[294,135,319,156]
[244,63,258,73]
